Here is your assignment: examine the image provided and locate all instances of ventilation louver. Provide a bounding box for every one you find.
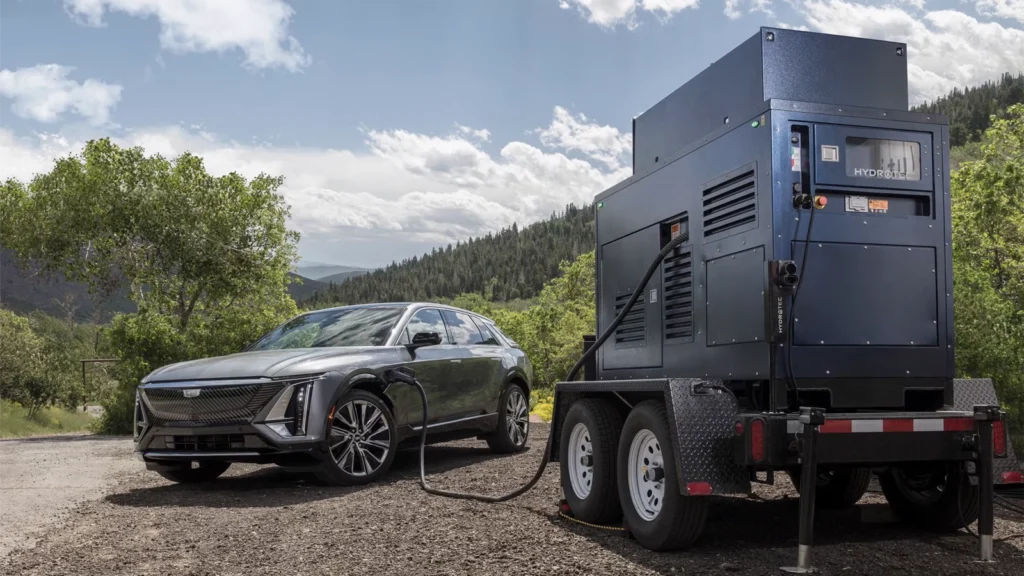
[663,246,694,342]
[614,293,646,346]
[702,167,756,239]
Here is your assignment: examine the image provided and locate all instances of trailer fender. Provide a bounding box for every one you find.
[953,378,1021,485]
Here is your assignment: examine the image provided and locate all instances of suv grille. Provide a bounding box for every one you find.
[141,380,285,426]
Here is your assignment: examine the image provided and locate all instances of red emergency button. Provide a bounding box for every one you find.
[814,195,828,209]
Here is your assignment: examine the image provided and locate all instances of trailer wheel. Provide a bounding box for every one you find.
[559,398,624,524]
[617,400,708,551]
[788,466,872,509]
[878,462,979,532]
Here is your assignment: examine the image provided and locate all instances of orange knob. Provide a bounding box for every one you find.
[814,195,828,209]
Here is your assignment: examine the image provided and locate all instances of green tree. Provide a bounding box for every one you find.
[0,309,46,414]
[1,139,301,432]
[951,104,1024,436]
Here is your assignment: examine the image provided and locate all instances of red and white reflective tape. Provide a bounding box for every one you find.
[786,417,975,434]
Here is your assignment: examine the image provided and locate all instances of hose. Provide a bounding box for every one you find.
[389,230,690,504]
[785,198,818,409]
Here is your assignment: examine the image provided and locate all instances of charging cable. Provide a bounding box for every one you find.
[385,231,690,503]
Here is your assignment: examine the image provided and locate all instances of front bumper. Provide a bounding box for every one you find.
[134,372,343,468]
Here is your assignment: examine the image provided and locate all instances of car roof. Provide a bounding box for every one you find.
[301,302,496,322]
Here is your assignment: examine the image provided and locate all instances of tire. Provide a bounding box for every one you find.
[878,462,979,532]
[559,398,624,524]
[486,383,530,454]
[316,389,398,486]
[617,400,708,551]
[789,466,872,509]
[155,461,230,484]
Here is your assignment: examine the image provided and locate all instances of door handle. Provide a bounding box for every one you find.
[450,359,461,363]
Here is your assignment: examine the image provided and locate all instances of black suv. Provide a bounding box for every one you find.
[133,303,533,485]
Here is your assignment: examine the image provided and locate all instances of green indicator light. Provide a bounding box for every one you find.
[597,202,604,208]
[751,120,760,128]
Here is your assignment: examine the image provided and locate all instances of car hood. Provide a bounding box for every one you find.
[142,347,397,382]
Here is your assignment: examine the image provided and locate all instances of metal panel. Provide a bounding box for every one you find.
[706,246,766,347]
[761,29,908,112]
[953,378,1022,483]
[599,225,662,370]
[791,242,938,347]
[633,27,908,175]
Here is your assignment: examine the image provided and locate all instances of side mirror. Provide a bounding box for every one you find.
[408,331,442,350]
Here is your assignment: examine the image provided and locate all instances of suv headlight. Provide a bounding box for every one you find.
[264,376,321,438]
[133,388,148,442]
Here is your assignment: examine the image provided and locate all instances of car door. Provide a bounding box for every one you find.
[440,309,502,418]
[469,316,509,413]
[393,307,463,426]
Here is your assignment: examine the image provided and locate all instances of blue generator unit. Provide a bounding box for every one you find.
[549,27,1018,569]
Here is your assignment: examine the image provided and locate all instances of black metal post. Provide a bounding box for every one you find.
[974,405,1000,563]
[782,407,825,574]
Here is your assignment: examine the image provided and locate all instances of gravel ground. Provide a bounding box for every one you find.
[1,425,1023,576]
[0,434,139,559]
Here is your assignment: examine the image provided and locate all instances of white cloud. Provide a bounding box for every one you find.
[64,0,310,72]
[0,64,122,125]
[798,1,1024,104]
[560,0,698,29]
[724,0,774,19]
[0,108,627,264]
[455,124,491,142]
[536,106,632,170]
[975,0,1024,25]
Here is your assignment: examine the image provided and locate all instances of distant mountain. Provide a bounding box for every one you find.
[2,248,328,320]
[1,248,134,321]
[317,270,369,285]
[302,203,595,307]
[286,273,327,302]
[294,263,369,280]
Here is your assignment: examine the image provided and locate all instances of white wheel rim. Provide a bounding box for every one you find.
[567,423,594,499]
[627,428,665,521]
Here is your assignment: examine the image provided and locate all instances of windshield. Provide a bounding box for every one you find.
[248,307,405,350]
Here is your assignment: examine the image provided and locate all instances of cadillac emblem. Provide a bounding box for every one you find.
[183,389,201,398]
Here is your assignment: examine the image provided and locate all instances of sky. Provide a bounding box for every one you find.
[1,0,1022,269]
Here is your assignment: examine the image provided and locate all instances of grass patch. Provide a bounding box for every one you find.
[0,400,97,438]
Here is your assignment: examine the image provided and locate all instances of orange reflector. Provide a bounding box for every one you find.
[750,419,766,463]
[328,406,335,421]
[687,482,713,496]
[1002,471,1023,484]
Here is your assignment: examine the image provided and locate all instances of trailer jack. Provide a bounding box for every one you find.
[974,405,1000,563]
[782,407,824,574]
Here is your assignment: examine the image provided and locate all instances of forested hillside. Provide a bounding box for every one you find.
[303,203,595,306]
[912,72,1024,147]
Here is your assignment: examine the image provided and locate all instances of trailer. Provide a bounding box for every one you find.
[548,27,1021,571]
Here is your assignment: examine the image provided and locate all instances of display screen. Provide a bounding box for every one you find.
[845,137,921,181]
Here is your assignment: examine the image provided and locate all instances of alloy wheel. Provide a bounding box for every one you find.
[329,399,391,476]
[506,388,529,446]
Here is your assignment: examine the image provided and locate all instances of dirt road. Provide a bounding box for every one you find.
[1,426,1022,575]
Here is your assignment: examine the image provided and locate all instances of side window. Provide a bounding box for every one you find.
[472,317,501,346]
[405,308,451,344]
[441,310,485,345]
